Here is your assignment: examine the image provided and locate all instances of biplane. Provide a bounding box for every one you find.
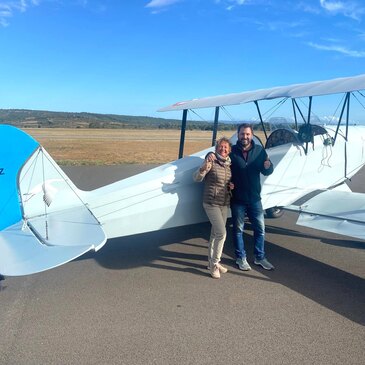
[1,74,365,276]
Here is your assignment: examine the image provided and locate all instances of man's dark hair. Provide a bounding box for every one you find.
[237,123,253,134]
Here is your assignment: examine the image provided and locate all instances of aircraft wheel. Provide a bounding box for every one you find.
[265,207,284,218]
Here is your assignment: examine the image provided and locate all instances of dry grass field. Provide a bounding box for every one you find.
[24,128,267,165]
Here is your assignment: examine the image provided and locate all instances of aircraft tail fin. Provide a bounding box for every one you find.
[0,126,107,276]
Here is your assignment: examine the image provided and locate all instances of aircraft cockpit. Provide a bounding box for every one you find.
[264,124,330,150]
[265,128,300,149]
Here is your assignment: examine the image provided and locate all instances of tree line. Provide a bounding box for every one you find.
[0,109,239,131]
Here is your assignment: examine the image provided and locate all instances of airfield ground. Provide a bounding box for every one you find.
[0,161,364,365]
[25,128,239,165]
[23,128,269,166]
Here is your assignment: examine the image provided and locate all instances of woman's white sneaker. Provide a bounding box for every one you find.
[210,264,221,279]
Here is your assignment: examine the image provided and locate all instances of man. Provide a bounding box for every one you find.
[230,123,274,270]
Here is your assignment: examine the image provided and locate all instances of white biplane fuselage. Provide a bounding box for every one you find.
[83,124,365,240]
[1,74,365,276]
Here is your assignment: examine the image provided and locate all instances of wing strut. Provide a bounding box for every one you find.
[332,92,351,178]
[178,109,188,159]
[305,96,313,155]
[254,101,268,140]
[291,99,298,130]
[178,107,221,159]
[211,106,220,147]
[292,99,308,125]
[333,92,350,144]
[293,96,314,155]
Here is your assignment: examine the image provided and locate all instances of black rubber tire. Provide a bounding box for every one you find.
[265,207,284,218]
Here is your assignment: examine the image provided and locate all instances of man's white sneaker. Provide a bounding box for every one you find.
[235,258,251,271]
[254,258,275,270]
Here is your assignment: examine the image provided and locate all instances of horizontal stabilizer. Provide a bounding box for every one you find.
[294,190,365,240]
[28,205,107,249]
[0,205,107,276]
[0,222,100,276]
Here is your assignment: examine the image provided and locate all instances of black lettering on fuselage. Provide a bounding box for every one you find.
[0,168,4,175]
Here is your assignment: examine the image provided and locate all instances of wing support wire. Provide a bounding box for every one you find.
[254,101,268,140]
[332,92,351,179]
[289,96,313,155]
[178,107,221,159]
[178,96,292,158]
[20,146,106,249]
[41,147,49,240]
[333,92,351,145]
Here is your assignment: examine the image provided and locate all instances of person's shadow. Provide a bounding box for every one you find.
[222,218,365,326]
[160,154,208,230]
[90,152,212,276]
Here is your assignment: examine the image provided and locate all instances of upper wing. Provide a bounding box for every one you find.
[158,74,365,111]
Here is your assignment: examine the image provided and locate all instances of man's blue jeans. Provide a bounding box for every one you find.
[231,200,266,260]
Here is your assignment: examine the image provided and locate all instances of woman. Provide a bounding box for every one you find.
[193,137,233,279]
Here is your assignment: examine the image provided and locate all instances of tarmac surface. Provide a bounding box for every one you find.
[1,164,364,365]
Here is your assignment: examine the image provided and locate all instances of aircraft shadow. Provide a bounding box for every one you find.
[70,163,365,325]
[80,222,212,277]
[265,224,365,250]
[79,218,365,326]
[238,222,365,326]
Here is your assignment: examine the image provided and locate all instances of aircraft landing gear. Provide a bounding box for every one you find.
[265,207,284,218]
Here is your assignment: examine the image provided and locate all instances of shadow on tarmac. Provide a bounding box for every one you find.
[68,164,365,325]
[77,218,365,326]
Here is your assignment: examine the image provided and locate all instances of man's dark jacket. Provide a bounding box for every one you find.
[230,140,274,204]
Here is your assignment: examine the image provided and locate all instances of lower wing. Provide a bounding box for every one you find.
[288,188,365,240]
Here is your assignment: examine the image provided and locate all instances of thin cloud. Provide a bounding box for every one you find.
[229,0,248,4]
[266,20,304,32]
[145,0,181,8]
[225,0,250,10]
[308,41,365,57]
[251,17,306,34]
[320,0,345,12]
[297,2,321,15]
[0,1,108,27]
[0,4,11,27]
[0,0,41,27]
[319,0,365,21]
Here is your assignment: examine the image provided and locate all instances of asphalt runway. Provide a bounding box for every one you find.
[1,165,364,365]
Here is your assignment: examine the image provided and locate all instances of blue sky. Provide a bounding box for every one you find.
[1,0,365,122]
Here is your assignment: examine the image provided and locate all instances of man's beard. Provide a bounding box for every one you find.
[241,139,250,146]
[237,139,251,148]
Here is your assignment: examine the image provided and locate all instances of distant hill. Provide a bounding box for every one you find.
[0,109,236,131]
